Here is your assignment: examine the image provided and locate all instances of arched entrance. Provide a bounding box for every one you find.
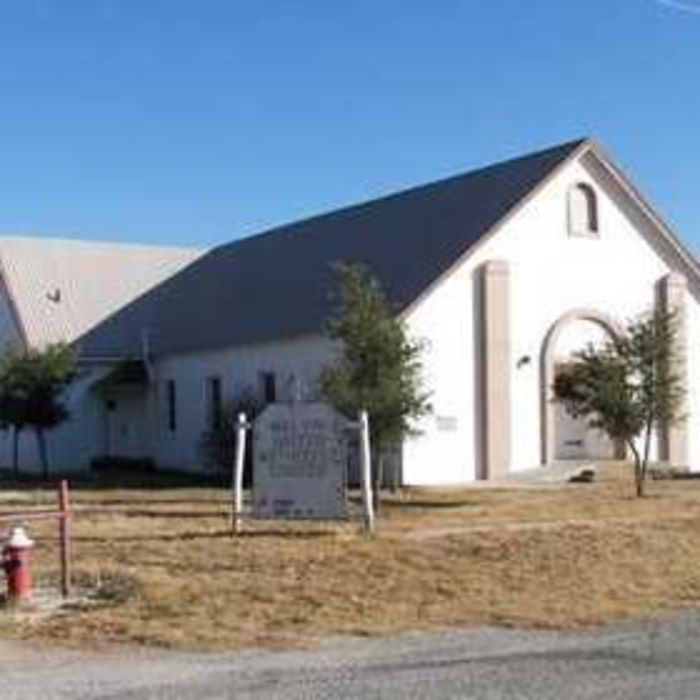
[540,309,622,465]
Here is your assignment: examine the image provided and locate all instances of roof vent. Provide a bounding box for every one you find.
[46,288,61,303]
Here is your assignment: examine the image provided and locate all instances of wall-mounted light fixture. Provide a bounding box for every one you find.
[516,355,532,369]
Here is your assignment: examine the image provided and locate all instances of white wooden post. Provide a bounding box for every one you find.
[359,410,374,534]
[232,412,248,535]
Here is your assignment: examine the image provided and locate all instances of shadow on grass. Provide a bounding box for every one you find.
[67,528,340,544]
[0,469,228,492]
[79,508,232,519]
[68,528,236,543]
[74,498,231,507]
[74,494,231,513]
[346,495,481,511]
[383,499,481,510]
[232,528,346,539]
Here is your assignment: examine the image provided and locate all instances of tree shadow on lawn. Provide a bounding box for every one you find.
[68,528,338,544]
[68,528,234,543]
[0,469,227,492]
[384,498,481,510]
[347,494,481,510]
[79,508,232,519]
[76,498,230,507]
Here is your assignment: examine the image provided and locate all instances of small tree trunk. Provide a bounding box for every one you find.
[372,455,384,515]
[36,428,49,481]
[628,439,644,498]
[389,455,400,494]
[635,457,644,498]
[640,419,653,492]
[12,426,20,479]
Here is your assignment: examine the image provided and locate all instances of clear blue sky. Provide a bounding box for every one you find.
[0,0,699,252]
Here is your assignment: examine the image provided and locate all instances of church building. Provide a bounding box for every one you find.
[1,138,698,484]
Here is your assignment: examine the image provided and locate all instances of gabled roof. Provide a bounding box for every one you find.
[0,237,203,348]
[79,138,589,358]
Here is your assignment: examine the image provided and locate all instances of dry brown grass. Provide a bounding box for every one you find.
[3,463,700,650]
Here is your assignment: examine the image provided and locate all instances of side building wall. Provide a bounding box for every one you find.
[151,336,337,470]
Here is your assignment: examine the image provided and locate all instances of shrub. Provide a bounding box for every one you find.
[198,387,263,484]
[90,456,157,474]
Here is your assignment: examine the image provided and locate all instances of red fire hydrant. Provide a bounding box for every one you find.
[2,526,34,603]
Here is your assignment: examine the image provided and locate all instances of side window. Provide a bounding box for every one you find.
[205,376,223,429]
[166,379,177,432]
[568,183,599,237]
[260,371,276,404]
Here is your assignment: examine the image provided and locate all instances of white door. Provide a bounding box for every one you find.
[105,392,149,459]
[554,402,615,460]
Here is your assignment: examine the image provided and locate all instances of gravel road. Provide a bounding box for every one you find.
[2,612,700,699]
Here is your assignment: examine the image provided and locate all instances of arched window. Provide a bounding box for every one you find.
[568,183,599,236]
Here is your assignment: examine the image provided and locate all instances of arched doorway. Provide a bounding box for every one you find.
[540,309,622,465]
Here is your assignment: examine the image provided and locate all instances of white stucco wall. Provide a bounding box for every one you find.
[552,319,610,359]
[401,152,700,484]
[685,294,700,471]
[150,336,336,470]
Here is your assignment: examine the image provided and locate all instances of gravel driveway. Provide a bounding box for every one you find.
[2,612,700,699]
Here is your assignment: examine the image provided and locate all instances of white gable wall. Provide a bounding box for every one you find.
[401,151,700,484]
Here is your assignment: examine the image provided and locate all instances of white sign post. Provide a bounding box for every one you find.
[232,412,248,535]
[253,403,348,520]
[358,410,375,534]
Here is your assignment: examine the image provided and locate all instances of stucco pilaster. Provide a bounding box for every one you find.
[657,272,688,466]
[480,260,511,479]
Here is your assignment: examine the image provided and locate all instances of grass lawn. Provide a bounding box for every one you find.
[2,463,700,649]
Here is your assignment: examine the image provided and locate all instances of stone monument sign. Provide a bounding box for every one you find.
[253,402,348,520]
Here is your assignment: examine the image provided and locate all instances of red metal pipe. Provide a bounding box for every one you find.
[59,480,71,598]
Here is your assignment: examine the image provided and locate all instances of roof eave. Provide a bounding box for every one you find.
[586,140,700,284]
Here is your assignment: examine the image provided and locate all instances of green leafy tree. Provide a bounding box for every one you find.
[0,343,76,479]
[0,346,28,477]
[321,263,431,508]
[553,310,684,497]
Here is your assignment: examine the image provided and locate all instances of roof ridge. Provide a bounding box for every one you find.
[79,136,591,357]
[216,137,590,254]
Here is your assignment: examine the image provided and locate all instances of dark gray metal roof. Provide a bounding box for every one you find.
[79,138,587,358]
